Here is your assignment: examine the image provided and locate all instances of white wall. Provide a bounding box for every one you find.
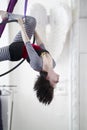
[7,0,72,130]
[79,0,87,130]
[79,19,87,130]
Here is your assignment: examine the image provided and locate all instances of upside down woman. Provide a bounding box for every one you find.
[0,10,59,104]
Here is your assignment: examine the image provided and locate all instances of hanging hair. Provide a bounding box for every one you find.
[34,71,54,105]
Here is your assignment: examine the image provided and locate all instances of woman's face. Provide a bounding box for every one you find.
[46,69,59,87]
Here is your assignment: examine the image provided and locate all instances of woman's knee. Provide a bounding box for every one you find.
[25,16,36,27]
[24,16,36,38]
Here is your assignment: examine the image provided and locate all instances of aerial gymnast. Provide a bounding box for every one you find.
[0,10,59,105]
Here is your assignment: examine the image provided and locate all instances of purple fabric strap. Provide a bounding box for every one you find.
[0,0,18,37]
[24,0,28,17]
[7,0,18,12]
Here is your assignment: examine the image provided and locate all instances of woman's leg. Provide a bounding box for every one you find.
[9,41,24,61]
[0,11,36,41]
[0,46,10,61]
[13,16,36,42]
[0,42,24,62]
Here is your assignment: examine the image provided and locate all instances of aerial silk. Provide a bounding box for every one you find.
[24,0,28,17]
[0,0,18,37]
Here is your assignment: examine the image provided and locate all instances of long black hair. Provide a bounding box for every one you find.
[34,71,54,105]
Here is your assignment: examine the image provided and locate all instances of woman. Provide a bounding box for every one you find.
[0,11,59,104]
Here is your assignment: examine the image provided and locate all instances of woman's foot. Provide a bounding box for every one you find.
[0,10,23,24]
[0,10,8,20]
[0,10,23,21]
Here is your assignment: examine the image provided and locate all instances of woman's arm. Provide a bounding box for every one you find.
[35,31,46,50]
[18,18,30,43]
[35,31,43,45]
[35,31,56,69]
[41,52,53,71]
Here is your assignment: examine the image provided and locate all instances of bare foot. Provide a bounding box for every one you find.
[0,10,8,20]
